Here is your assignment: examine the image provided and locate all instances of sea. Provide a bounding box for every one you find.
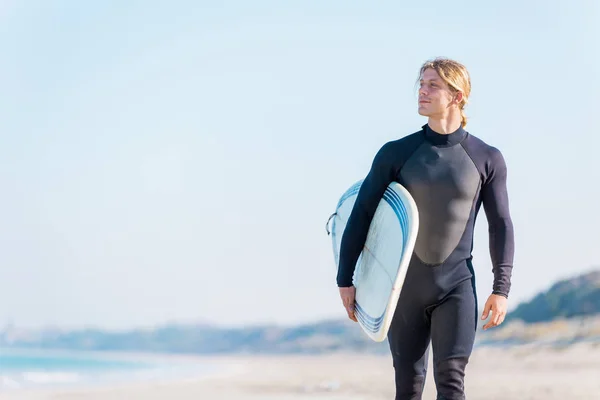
[0,347,220,392]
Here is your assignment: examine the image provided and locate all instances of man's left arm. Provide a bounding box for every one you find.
[480,148,515,329]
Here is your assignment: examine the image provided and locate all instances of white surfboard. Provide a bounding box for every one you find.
[326,180,419,342]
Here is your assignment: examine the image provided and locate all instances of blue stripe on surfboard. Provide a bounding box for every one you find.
[383,187,410,249]
[335,180,409,231]
[354,302,384,330]
[384,186,410,252]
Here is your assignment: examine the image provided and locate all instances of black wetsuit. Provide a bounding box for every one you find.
[337,124,514,400]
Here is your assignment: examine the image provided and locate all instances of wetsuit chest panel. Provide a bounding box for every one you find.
[399,143,481,265]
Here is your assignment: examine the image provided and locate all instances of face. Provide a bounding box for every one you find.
[417,68,461,118]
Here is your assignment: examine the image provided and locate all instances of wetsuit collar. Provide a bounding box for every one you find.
[423,123,467,147]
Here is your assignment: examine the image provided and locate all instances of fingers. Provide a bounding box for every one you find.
[342,295,350,308]
[344,298,357,322]
[343,301,356,322]
[483,307,506,330]
[346,305,357,322]
[481,301,492,321]
[482,311,493,330]
[341,297,356,322]
[493,309,506,326]
[339,287,357,322]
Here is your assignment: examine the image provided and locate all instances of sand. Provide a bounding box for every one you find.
[2,343,600,400]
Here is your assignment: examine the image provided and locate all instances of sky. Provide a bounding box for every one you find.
[0,1,598,330]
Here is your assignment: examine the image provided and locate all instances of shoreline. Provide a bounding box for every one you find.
[2,343,600,399]
[0,350,244,398]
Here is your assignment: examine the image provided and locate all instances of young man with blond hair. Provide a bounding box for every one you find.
[337,57,515,399]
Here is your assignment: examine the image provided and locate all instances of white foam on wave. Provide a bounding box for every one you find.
[0,371,82,391]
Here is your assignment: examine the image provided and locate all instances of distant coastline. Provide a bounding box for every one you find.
[2,270,599,356]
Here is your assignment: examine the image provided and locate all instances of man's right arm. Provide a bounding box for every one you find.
[336,142,396,287]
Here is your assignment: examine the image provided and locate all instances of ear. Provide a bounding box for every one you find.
[454,91,463,105]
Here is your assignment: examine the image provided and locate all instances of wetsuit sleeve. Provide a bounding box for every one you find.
[481,148,514,298]
[336,143,396,287]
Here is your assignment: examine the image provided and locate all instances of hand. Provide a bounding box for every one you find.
[339,286,357,322]
[481,294,507,330]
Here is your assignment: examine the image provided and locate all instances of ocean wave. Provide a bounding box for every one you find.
[0,350,222,392]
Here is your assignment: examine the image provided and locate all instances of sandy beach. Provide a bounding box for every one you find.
[2,343,600,400]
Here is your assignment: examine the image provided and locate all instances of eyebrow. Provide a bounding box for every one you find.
[420,78,441,83]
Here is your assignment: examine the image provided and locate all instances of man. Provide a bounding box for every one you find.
[336,57,514,399]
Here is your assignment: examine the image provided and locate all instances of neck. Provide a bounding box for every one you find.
[427,112,462,134]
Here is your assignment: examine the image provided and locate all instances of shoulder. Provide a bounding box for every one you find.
[463,132,503,157]
[462,132,508,179]
[376,129,424,160]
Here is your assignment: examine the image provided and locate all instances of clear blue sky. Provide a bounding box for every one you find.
[0,1,598,330]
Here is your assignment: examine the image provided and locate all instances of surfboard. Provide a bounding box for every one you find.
[326,179,419,342]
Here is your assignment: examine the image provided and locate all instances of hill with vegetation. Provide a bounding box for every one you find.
[507,269,600,323]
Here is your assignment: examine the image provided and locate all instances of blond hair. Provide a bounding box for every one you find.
[418,57,471,127]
